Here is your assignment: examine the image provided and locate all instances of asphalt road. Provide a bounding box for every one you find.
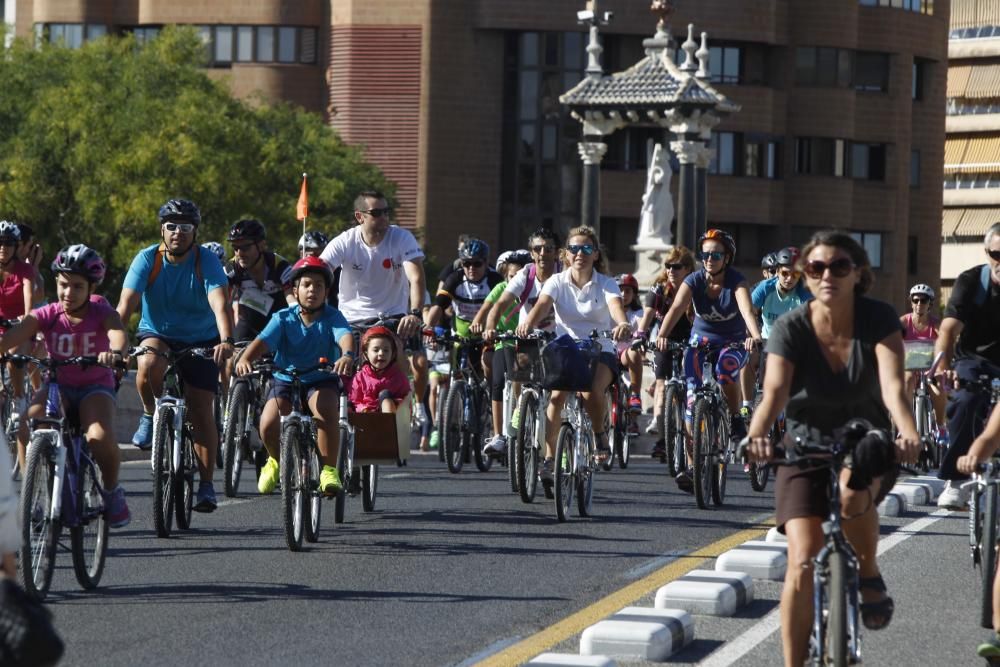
[39,441,990,667]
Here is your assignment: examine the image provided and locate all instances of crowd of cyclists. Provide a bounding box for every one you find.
[0,190,999,665]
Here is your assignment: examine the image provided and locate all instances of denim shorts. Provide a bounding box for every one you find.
[58,384,116,412]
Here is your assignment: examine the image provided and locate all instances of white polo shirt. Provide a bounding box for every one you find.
[540,269,622,352]
[320,225,424,323]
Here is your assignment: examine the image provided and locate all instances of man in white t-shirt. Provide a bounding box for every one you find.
[320,191,429,418]
[484,228,560,336]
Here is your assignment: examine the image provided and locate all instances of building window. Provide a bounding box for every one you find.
[744,135,783,179]
[214,26,233,63]
[602,127,664,171]
[910,149,920,187]
[236,26,253,62]
[36,23,107,48]
[854,52,889,92]
[257,26,274,62]
[951,25,1000,39]
[850,231,883,268]
[860,0,933,14]
[133,26,160,44]
[709,132,738,175]
[796,47,889,91]
[300,28,317,64]
[907,235,918,275]
[277,26,296,63]
[795,137,846,177]
[848,143,886,181]
[912,60,926,100]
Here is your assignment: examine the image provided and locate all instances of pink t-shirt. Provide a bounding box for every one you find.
[0,261,34,321]
[33,298,115,388]
[901,312,939,342]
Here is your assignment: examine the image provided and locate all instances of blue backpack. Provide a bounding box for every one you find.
[974,264,992,306]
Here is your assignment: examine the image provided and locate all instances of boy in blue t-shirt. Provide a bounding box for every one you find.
[235,257,355,496]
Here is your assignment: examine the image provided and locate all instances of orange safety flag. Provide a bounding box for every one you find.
[296,173,309,221]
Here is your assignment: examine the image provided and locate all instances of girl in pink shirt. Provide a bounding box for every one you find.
[0,222,36,411]
[349,326,411,413]
[0,245,131,528]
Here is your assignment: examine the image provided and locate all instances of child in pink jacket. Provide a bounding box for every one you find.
[349,326,411,413]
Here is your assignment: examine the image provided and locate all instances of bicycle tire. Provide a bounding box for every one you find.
[435,385,446,462]
[554,424,574,522]
[174,428,194,530]
[915,394,931,472]
[281,421,305,551]
[222,380,251,497]
[617,395,631,470]
[473,389,493,473]
[602,387,617,472]
[334,425,349,524]
[151,407,174,538]
[443,381,467,473]
[2,400,16,481]
[361,465,379,512]
[516,392,540,504]
[982,483,998,629]
[825,550,850,667]
[692,399,712,510]
[18,432,59,600]
[664,384,684,477]
[711,410,730,506]
[213,392,224,468]
[70,459,108,590]
[305,447,321,543]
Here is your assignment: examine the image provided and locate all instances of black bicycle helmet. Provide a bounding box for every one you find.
[15,223,33,242]
[297,230,329,252]
[774,247,800,268]
[158,199,201,226]
[51,244,106,285]
[459,238,489,262]
[0,221,21,243]
[228,219,266,243]
[761,252,778,270]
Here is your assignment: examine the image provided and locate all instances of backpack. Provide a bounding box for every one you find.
[974,263,992,307]
[146,243,202,289]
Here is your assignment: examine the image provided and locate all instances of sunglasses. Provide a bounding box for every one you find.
[532,244,556,254]
[462,260,485,269]
[664,263,686,271]
[163,222,195,233]
[360,207,392,218]
[802,257,855,279]
[567,244,595,256]
[700,251,725,262]
[989,249,1000,262]
[231,243,256,253]
[778,269,800,279]
[0,241,16,248]
[911,296,930,304]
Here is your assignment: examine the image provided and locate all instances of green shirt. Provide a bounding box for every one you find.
[487,281,519,348]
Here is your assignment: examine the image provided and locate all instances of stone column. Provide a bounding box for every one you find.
[578,140,608,234]
[694,142,713,240]
[670,139,713,250]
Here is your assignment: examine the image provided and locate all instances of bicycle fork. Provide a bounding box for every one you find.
[812,532,862,665]
[36,429,65,522]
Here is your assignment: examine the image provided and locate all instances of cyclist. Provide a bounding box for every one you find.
[759,251,778,282]
[349,326,410,414]
[935,222,1000,509]
[116,198,235,512]
[297,231,329,259]
[226,220,294,344]
[235,256,354,495]
[476,249,531,456]
[745,229,919,667]
[654,229,762,492]
[319,190,428,422]
[615,273,646,425]
[0,222,35,415]
[635,246,695,453]
[957,401,1000,659]
[516,225,632,479]
[900,283,946,445]
[0,245,131,527]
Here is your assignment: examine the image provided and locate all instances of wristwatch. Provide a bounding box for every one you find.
[223,336,235,346]
[344,350,357,359]
[409,308,422,317]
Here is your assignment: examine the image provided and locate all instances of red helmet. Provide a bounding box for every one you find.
[616,273,638,291]
[360,325,398,364]
[288,256,333,287]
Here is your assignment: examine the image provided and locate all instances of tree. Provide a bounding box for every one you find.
[0,27,391,295]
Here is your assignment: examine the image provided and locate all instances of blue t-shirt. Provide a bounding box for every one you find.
[684,268,748,340]
[752,276,813,339]
[257,304,352,384]
[122,243,228,344]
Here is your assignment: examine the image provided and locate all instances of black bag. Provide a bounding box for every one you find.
[0,578,65,666]
[540,335,599,392]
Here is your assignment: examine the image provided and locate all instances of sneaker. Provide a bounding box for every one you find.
[320,465,342,495]
[483,434,508,456]
[937,480,969,510]
[414,402,429,427]
[258,456,279,494]
[131,413,154,450]
[675,468,694,494]
[645,419,659,436]
[628,394,643,415]
[730,414,747,443]
[651,440,666,460]
[739,405,752,420]
[428,430,441,450]
[540,458,554,485]
[106,485,131,529]
[193,481,217,513]
[978,633,1000,659]
[510,408,521,431]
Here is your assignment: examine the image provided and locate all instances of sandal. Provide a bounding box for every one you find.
[859,575,895,631]
[595,431,612,461]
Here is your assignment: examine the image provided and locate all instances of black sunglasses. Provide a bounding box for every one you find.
[664,263,686,271]
[802,258,855,279]
[700,251,725,262]
[532,244,556,254]
[360,207,392,218]
[462,260,484,269]
[989,249,1000,262]
[911,296,930,304]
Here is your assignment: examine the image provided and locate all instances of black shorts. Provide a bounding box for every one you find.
[137,333,219,393]
[265,377,342,408]
[774,463,898,533]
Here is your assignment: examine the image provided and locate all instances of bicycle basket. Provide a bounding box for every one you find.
[504,339,543,383]
[903,340,934,372]
[540,334,599,392]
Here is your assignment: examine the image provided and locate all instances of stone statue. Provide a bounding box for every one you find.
[636,142,673,247]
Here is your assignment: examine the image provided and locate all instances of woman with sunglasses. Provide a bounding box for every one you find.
[0,222,35,419]
[654,229,762,492]
[517,226,632,480]
[635,246,695,449]
[745,230,920,667]
[901,284,946,444]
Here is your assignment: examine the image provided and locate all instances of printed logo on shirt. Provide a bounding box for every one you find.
[50,332,98,357]
[351,263,364,271]
[700,305,738,323]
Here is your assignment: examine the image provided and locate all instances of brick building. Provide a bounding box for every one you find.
[4,0,949,304]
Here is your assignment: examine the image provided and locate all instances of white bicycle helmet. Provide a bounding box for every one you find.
[909,283,935,300]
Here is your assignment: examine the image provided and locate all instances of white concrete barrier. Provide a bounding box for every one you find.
[893,482,931,506]
[716,544,787,580]
[528,654,616,666]
[878,492,906,517]
[910,476,946,500]
[765,526,787,543]
[655,569,753,616]
[580,608,693,661]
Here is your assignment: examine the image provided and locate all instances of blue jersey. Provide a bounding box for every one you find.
[122,243,228,344]
[751,276,812,339]
[685,268,748,341]
[257,304,352,384]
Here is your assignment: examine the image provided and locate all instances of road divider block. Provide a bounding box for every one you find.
[765,526,787,543]
[654,569,753,616]
[528,653,616,666]
[910,476,945,500]
[878,492,906,517]
[893,482,931,506]
[715,543,787,580]
[580,608,692,661]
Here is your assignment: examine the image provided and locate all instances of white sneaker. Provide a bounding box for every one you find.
[937,481,969,510]
[483,435,507,455]
[645,419,659,436]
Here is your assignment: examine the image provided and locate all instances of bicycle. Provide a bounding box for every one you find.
[907,343,944,472]
[746,348,781,492]
[220,341,272,497]
[131,345,214,538]
[655,340,687,477]
[509,332,552,504]
[605,339,644,471]
[17,355,118,600]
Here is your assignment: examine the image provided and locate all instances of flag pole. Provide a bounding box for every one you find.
[301,172,308,235]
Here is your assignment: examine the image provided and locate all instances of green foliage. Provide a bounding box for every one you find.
[0,27,390,297]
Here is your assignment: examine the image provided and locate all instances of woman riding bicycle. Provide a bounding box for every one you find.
[515,225,631,484]
[745,230,919,667]
[0,222,35,418]
[901,283,946,444]
[654,229,762,493]
[615,273,645,427]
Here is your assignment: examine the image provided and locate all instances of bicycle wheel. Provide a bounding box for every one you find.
[617,409,631,470]
[174,429,194,530]
[151,407,174,538]
[823,550,850,667]
[281,421,305,551]
[435,385,446,463]
[443,381,467,473]
[305,447,321,543]
[213,392,224,468]
[222,380,251,497]
[982,483,998,629]
[71,459,108,590]
[334,425,349,524]
[711,410,730,506]
[18,433,59,600]
[1,399,15,481]
[554,424,574,522]
[664,384,685,477]
[361,465,379,512]
[691,399,712,510]
[473,389,493,473]
[914,394,931,472]
[516,392,540,504]
[602,388,617,472]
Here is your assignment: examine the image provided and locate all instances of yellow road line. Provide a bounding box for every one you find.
[475,522,772,667]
